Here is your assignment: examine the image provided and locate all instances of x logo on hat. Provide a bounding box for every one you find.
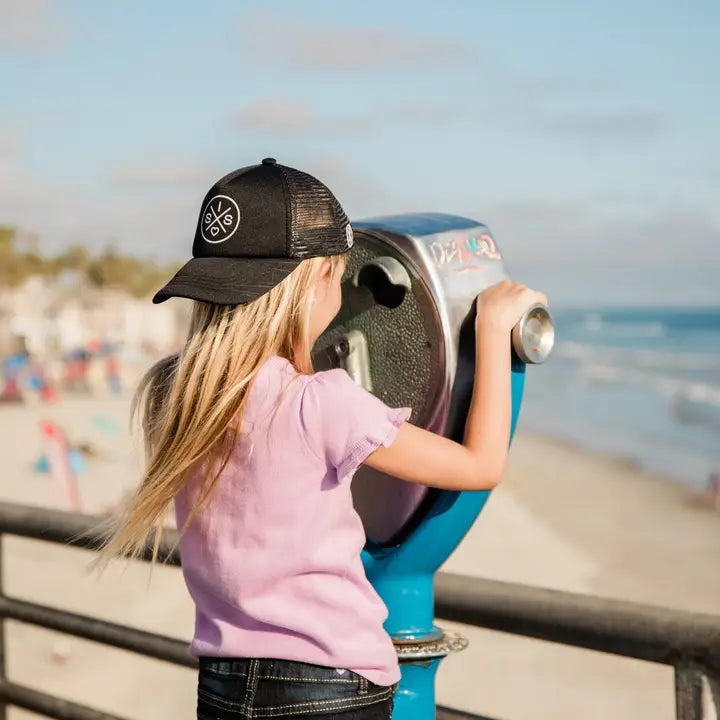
[201,195,240,243]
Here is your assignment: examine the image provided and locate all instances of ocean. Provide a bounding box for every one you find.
[519,306,720,489]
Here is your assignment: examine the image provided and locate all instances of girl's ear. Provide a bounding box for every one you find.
[318,258,332,278]
[314,258,333,298]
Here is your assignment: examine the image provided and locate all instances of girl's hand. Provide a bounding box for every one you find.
[475,280,547,336]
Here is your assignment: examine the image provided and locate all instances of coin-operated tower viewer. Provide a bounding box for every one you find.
[314,213,554,720]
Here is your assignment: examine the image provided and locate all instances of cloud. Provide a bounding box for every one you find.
[482,200,720,306]
[0,146,202,259]
[290,28,469,71]
[235,100,318,134]
[239,11,471,71]
[485,200,718,266]
[548,113,662,140]
[234,98,463,135]
[0,162,199,259]
[110,160,216,187]
[307,156,385,211]
[0,127,22,157]
[0,0,68,54]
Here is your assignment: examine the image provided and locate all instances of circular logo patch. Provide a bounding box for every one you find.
[346,223,354,248]
[201,195,240,243]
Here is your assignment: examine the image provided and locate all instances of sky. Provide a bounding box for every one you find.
[1,0,719,307]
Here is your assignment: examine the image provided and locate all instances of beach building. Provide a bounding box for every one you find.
[0,272,188,360]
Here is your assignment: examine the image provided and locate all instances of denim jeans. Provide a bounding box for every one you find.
[197,657,398,719]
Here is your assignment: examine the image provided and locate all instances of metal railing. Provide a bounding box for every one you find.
[0,501,718,719]
[435,574,720,718]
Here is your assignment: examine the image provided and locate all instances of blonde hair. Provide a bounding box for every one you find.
[97,254,346,567]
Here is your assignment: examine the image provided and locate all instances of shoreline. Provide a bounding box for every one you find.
[520,415,717,493]
[515,425,716,505]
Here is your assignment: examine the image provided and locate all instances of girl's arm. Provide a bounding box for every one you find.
[364,281,545,492]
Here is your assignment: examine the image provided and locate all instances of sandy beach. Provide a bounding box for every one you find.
[0,395,718,720]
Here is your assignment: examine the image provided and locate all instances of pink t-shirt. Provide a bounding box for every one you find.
[174,356,411,686]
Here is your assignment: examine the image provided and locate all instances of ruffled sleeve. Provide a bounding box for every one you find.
[300,369,412,482]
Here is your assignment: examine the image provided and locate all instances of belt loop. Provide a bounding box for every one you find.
[244,658,261,717]
[358,675,368,696]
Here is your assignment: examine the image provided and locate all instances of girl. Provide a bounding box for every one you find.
[100,159,545,720]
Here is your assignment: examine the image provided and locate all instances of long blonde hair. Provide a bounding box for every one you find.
[97,254,345,567]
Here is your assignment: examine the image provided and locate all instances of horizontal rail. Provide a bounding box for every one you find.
[434,573,720,671]
[0,503,180,565]
[0,595,196,668]
[0,680,127,720]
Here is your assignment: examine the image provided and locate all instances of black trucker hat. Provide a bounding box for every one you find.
[152,158,354,305]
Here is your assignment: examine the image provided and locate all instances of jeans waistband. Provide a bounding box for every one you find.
[199,657,393,688]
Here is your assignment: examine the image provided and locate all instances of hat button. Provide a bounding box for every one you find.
[262,157,277,166]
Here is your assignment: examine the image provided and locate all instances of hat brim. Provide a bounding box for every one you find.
[152,257,302,305]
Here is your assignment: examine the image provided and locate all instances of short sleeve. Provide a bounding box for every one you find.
[300,369,411,482]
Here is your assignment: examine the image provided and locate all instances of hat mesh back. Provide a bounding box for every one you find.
[280,167,350,258]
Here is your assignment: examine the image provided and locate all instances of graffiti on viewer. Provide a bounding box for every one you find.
[429,232,502,272]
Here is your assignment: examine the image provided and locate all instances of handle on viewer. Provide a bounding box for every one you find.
[511,303,555,364]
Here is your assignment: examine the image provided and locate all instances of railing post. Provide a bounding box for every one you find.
[675,663,704,720]
[0,534,6,720]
